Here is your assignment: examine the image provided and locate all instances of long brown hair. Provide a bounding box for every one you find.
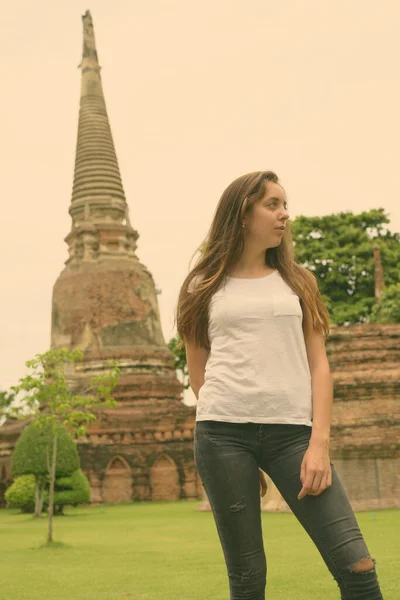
[174,170,330,351]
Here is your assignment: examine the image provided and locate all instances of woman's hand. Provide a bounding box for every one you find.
[259,468,268,497]
[298,440,332,499]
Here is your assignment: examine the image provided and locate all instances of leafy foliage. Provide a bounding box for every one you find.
[11,348,120,439]
[10,348,120,539]
[4,474,36,513]
[0,390,16,420]
[291,208,400,324]
[369,283,400,323]
[12,421,79,479]
[4,469,91,514]
[53,469,91,512]
[167,336,189,391]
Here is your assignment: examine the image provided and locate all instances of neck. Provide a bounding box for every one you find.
[234,246,270,274]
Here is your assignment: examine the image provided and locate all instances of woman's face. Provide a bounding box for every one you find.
[244,182,289,249]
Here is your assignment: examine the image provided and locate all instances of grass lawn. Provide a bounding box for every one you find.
[0,501,397,600]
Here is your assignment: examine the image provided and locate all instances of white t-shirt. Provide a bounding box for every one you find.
[188,270,313,425]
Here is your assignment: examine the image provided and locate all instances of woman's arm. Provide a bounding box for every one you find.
[185,341,210,400]
[297,327,333,499]
[304,327,333,445]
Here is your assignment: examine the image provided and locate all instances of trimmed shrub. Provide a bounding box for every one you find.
[4,475,45,513]
[12,421,80,479]
[4,469,91,514]
[54,469,91,513]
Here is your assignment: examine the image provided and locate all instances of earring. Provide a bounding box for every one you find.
[242,222,246,228]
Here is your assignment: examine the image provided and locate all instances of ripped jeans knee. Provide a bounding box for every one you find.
[336,555,383,600]
[347,556,376,574]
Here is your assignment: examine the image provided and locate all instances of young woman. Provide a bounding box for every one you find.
[175,171,384,600]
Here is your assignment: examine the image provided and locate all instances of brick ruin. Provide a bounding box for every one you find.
[0,10,201,506]
[258,244,399,512]
[1,13,399,512]
[258,322,400,513]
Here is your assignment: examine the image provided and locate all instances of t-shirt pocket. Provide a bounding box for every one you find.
[273,294,303,318]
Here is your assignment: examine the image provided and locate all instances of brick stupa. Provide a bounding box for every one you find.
[0,11,201,505]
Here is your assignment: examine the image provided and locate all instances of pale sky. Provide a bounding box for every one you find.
[1,1,399,406]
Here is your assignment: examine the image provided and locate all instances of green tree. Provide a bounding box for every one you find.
[11,421,80,518]
[167,336,189,392]
[291,208,400,324]
[11,348,120,544]
[53,468,91,515]
[369,283,400,323]
[5,469,91,515]
[4,474,37,513]
[0,390,16,421]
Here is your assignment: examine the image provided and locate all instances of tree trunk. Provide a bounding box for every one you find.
[38,481,46,516]
[34,477,46,518]
[34,477,40,518]
[47,432,58,543]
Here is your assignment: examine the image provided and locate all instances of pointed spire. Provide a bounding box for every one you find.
[80,9,100,65]
[66,11,139,265]
[71,10,126,209]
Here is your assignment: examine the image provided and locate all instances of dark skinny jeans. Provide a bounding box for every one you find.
[194,420,384,600]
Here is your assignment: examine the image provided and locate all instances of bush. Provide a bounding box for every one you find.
[4,469,91,514]
[12,421,80,479]
[370,283,400,323]
[54,469,91,513]
[4,475,45,513]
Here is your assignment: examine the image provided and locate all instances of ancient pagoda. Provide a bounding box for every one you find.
[0,11,201,505]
